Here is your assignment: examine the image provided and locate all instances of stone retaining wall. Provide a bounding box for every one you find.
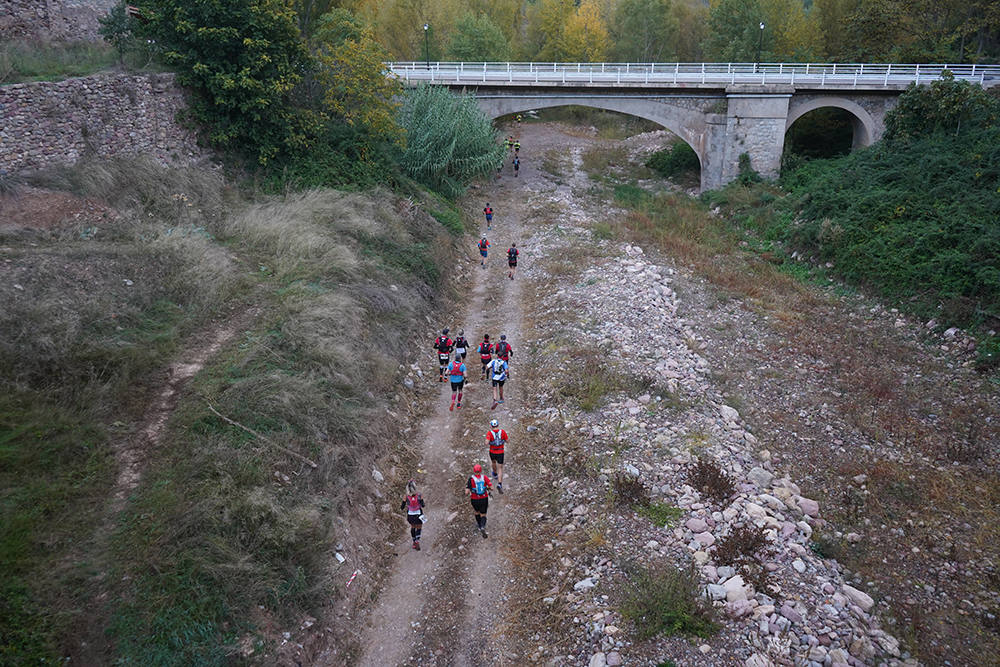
[0,72,205,173]
[1,0,118,41]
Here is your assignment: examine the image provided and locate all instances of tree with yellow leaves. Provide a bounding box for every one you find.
[313,9,403,145]
[558,0,610,62]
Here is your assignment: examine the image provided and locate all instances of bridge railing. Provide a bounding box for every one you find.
[387,62,1000,88]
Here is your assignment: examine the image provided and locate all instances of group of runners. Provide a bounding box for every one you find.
[400,416,508,547]
[479,204,520,280]
[401,331,514,548]
[505,135,521,177]
[402,124,525,550]
[432,328,513,411]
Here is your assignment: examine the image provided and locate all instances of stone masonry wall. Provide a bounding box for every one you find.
[0,72,205,173]
[1,0,118,41]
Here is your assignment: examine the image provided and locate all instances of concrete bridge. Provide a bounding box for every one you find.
[389,62,1000,190]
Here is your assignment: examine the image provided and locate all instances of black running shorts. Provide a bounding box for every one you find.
[471,497,488,513]
[491,379,506,387]
[450,380,464,391]
[489,451,505,464]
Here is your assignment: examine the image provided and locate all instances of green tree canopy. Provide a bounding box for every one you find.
[704,0,769,62]
[447,13,511,61]
[610,0,678,62]
[138,0,313,165]
[884,72,1000,144]
[313,9,403,145]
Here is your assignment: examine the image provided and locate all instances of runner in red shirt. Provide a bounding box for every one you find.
[478,236,490,267]
[507,243,519,280]
[465,463,493,538]
[399,479,426,550]
[486,418,508,493]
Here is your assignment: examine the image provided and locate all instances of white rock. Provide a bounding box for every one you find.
[686,517,709,533]
[791,558,806,573]
[745,654,774,667]
[589,652,607,667]
[720,404,740,422]
[842,584,874,611]
[744,502,768,522]
[748,467,774,488]
[372,469,384,483]
[574,578,597,591]
[723,575,748,602]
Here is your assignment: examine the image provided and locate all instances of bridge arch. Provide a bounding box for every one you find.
[785,96,878,149]
[476,95,714,179]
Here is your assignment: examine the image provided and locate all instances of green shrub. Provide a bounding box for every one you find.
[646,142,700,179]
[613,183,651,208]
[399,85,506,197]
[638,502,684,527]
[429,206,465,235]
[620,561,718,639]
[781,126,1000,329]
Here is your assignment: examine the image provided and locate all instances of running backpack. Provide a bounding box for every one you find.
[507,248,517,261]
[472,475,486,495]
[479,343,491,357]
[495,342,510,357]
[407,494,421,512]
[479,239,488,250]
[450,361,463,375]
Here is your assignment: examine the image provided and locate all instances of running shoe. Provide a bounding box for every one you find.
[456,402,462,409]
[449,402,454,411]
[480,528,488,539]
[497,484,504,494]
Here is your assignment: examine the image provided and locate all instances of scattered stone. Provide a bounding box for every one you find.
[842,584,875,611]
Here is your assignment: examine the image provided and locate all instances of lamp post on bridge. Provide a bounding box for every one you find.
[423,23,430,70]
[755,22,764,73]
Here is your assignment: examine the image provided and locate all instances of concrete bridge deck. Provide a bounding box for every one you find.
[389,62,1000,91]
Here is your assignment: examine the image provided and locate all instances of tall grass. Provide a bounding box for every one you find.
[1,157,463,662]
[0,40,118,84]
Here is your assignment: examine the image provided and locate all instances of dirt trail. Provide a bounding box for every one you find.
[354,127,549,666]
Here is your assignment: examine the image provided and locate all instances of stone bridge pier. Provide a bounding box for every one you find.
[475,86,898,191]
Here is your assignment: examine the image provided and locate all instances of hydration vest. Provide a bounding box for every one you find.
[487,429,506,453]
[407,494,421,513]
[450,361,463,376]
[479,342,492,359]
[471,474,487,497]
[479,239,489,250]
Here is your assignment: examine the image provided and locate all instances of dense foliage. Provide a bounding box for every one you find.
[359,0,999,63]
[646,142,700,178]
[138,0,313,166]
[781,128,1000,327]
[399,85,506,197]
[884,72,1000,144]
[447,13,511,61]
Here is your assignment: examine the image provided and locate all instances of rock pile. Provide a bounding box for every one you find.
[521,188,913,665]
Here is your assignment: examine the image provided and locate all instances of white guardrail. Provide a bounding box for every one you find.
[388,62,1000,88]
